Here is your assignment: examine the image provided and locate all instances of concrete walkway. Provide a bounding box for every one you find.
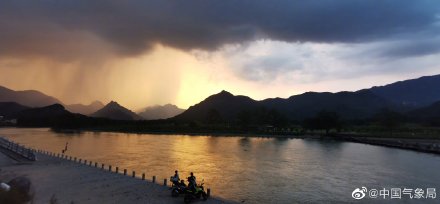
[0,151,234,204]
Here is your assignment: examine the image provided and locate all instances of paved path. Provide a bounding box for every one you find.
[0,151,234,204]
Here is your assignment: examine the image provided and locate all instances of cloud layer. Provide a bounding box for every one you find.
[1,0,439,60]
[0,0,440,109]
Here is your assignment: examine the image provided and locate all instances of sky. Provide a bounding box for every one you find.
[1,0,440,110]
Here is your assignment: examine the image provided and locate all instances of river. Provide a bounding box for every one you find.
[1,128,440,203]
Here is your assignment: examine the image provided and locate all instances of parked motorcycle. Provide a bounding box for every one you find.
[170,177,187,197]
[183,180,208,204]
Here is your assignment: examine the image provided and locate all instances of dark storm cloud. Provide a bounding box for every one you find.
[0,0,439,59]
[380,38,440,58]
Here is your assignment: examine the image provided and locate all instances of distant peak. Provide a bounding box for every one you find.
[47,103,66,110]
[218,90,233,96]
[162,103,178,108]
[90,100,104,106]
[203,90,235,102]
[105,101,122,108]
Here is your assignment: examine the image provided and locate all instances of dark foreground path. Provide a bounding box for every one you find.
[0,151,234,204]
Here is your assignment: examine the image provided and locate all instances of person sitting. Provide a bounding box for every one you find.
[179,179,186,188]
[187,172,197,191]
[171,170,180,186]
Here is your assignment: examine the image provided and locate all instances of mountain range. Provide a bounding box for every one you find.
[0,86,61,107]
[173,89,393,122]
[138,104,185,120]
[0,85,184,120]
[1,74,440,125]
[174,74,440,122]
[0,85,105,115]
[369,75,440,107]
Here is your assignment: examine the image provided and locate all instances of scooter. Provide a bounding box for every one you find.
[170,178,187,197]
[183,180,208,204]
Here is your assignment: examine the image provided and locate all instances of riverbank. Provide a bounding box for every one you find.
[5,126,440,155]
[333,134,440,154]
[50,127,440,155]
[51,126,326,139]
[0,150,234,204]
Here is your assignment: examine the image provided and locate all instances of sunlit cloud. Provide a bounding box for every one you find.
[0,0,439,110]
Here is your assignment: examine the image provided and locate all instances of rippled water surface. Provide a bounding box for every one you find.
[1,128,440,203]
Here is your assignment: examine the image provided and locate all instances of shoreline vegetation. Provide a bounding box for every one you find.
[3,113,440,155]
[46,126,440,155]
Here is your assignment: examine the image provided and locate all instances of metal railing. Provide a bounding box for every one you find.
[1,137,212,197]
[0,137,36,161]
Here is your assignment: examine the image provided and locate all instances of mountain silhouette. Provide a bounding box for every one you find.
[174,75,440,122]
[262,90,393,120]
[173,90,259,121]
[15,104,88,127]
[138,104,185,120]
[370,74,440,107]
[2,74,440,125]
[0,85,62,107]
[0,102,29,119]
[91,101,142,120]
[66,101,105,115]
[174,90,392,122]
